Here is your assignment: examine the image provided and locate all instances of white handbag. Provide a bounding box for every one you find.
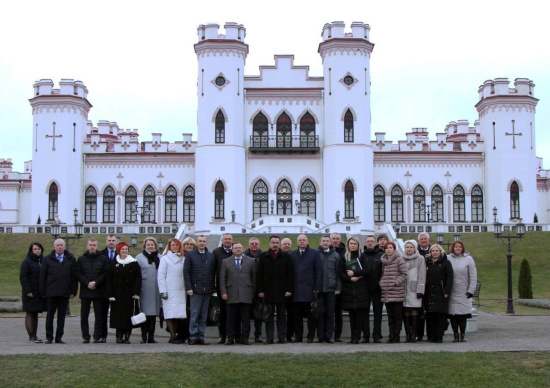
[131,299,146,325]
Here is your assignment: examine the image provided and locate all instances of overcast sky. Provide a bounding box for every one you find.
[1,0,549,171]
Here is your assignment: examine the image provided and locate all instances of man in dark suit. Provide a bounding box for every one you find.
[416,232,431,341]
[219,241,256,345]
[213,233,234,344]
[100,234,117,340]
[244,237,264,343]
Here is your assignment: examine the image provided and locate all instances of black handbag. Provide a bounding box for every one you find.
[310,294,325,319]
[253,298,272,322]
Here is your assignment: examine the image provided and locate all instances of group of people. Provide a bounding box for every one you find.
[19,231,477,345]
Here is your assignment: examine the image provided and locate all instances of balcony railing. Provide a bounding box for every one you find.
[249,135,320,153]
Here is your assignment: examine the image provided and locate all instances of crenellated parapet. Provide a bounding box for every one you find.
[318,21,374,60]
[194,22,248,59]
[475,78,538,118]
[29,78,92,117]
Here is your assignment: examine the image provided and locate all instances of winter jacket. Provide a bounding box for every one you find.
[318,246,342,293]
[39,250,78,298]
[361,246,383,294]
[20,254,46,312]
[107,258,141,330]
[135,251,162,316]
[380,250,407,303]
[448,253,477,316]
[403,251,426,308]
[291,246,322,303]
[256,249,294,304]
[338,252,369,310]
[158,251,187,319]
[76,251,110,299]
[424,253,454,314]
[213,245,233,291]
[184,248,216,294]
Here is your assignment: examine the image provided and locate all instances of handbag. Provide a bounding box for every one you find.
[253,298,273,322]
[310,294,325,320]
[207,295,221,324]
[131,299,146,326]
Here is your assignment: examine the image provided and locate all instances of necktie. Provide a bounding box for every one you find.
[57,255,63,263]
[236,258,241,271]
[110,250,114,260]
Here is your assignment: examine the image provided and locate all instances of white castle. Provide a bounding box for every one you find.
[0,21,548,236]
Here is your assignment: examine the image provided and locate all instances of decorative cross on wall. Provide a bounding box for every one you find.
[505,120,522,149]
[45,122,62,151]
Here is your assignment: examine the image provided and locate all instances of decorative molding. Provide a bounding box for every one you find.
[297,176,320,193]
[296,109,320,125]
[468,182,484,195]
[99,182,116,195]
[211,72,231,91]
[273,108,296,124]
[140,183,157,196]
[340,106,358,121]
[507,178,523,192]
[211,178,229,192]
[249,176,273,194]
[84,154,195,168]
[181,182,195,195]
[194,41,249,60]
[246,88,323,106]
[248,108,273,124]
[84,183,100,194]
[212,106,229,122]
[273,176,296,193]
[163,182,180,194]
[318,39,374,61]
[339,71,359,90]
[341,177,358,192]
[44,179,62,194]
[373,182,388,193]
[373,152,483,168]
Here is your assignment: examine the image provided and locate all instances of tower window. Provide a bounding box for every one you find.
[215,76,226,86]
[343,75,354,86]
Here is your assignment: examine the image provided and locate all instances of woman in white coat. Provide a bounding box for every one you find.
[158,238,187,344]
[448,240,477,342]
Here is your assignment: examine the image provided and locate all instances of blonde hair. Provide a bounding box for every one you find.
[344,236,361,262]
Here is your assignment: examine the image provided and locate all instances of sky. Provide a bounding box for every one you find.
[1,0,549,171]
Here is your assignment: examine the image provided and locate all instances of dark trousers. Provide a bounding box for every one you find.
[385,302,403,337]
[363,291,383,340]
[226,303,251,339]
[218,298,227,339]
[317,292,336,340]
[102,299,111,339]
[426,312,447,341]
[293,302,317,341]
[45,296,69,341]
[349,308,367,341]
[416,311,426,340]
[80,298,107,340]
[286,298,294,340]
[266,303,287,341]
[334,293,343,339]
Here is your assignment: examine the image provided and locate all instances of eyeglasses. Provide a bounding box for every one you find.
[366,240,376,244]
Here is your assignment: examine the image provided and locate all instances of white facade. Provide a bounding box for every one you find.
[0,21,549,235]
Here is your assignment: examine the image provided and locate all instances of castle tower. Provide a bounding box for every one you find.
[29,79,92,225]
[476,78,538,223]
[193,23,248,232]
[319,22,375,230]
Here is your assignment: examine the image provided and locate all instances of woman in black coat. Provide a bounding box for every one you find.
[338,236,368,344]
[424,244,453,343]
[20,242,46,343]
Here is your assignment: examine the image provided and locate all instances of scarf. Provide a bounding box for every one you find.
[27,253,42,264]
[143,249,160,269]
[381,250,400,265]
[116,255,136,265]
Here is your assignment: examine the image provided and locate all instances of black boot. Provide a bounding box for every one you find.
[460,334,467,342]
[140,332,147,344]
[147,317,157,343]
[116,330,124,344]
[403,315,411,342]
[453,333,460,342]
[410,315,418,343]
[124,331,131,344]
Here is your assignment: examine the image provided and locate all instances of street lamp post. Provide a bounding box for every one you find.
[437,233,461,252]
[492,207,525,314]
[50,208,83,249]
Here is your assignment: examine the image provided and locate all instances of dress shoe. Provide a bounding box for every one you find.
[361,338,370,343]
[188,339,197,345]
[83,339,90,344]
[352,339,360,344]
[460,335,467,342]
[373,338,382,344]
[292,338,303,343]
[315,339,325,343]
[254,336,263,343]
[453,333,460,343]
[264,339,274,345]
[225,338,235,345]
[30,337,43,344]
[55,339,66,344]
[45,339,53,344]
[98,338,106,343]
[241,339,251,345]
[307,338,314,343]
[334,337,342,343]
[198,339,209,345]
[277,339,286,344]
[325,339,334,344]
[217,337,226,344]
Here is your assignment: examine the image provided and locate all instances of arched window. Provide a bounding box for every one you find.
[300,179,316,218]
[84,186,97,223]
[183,186,195,223]
[276,112,292,148]
[165,185,177,223]
[103,185,115,223]
[510,181,520,219]
[344,180,354,219]
[143,185,156,223]
[431,185,444,222]
[252,180,268,220]
[252,112,268,147]
[277,179,292,215]
[391,185,404,222]
[215,110,225,144]
[471,185,484,222]
[214,181,225,219]
[344,109,354,142]
[48,183,58,221]
[374,185,385,222]
[413,185,426,222]
[300,112,316,147]
[453,185,466,222]
[125,186,137,223]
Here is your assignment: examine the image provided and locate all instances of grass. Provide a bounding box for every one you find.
[0,352,549,387]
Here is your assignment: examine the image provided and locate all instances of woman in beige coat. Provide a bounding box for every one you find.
[402,240,426,343]
[380,242,407,343]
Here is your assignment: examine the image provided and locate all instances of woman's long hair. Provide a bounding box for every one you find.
[344,236,361,262]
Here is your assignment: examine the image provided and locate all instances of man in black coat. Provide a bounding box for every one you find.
[213,233,234,344]
[39,239,78,344]
[416,232,431,341]
[76,238,110,343]
[361,235,384,343]
[330,232,346,342]
[100,234,118,339]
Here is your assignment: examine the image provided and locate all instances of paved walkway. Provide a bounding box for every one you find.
[1,311,549,355]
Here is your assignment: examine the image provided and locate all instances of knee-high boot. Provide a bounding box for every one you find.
[116,329,124,344]
[410,315,418,343]
[147,316,157,343]
[403,315,411,342]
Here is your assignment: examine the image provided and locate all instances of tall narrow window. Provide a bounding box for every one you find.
[391,185,404,222]
[471,185,484,222]
[125,186,137,223]
[84,186,97,223]
[413,185,426,222]
[103,185,115,223]
[344,180,354,218]
[276,112,292,148]
[253,180,268,220]
[215,110,225,143]
[344,109,354,142]
[252,112,268,147]
[300,179,316,218]
[143,185,155,223]
[453,185,466,222]
[431,185,444,222]
[183,186,195,223]
[300,112,316,148]
[214,181,225,219]
[510,181,520,219]
[165,185,177,223]
[48,183,58,221]
[374,185,385,222]
[277,179,292,215]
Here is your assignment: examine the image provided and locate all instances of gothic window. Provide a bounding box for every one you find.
[344,180,354,219]
[300,179,316,218]
[102,185,115,223]
[165,185,177,223]
[125,186,137,223]
[300,112,316,148]
[276,112,292,148]
[183,186,195,223]
[413,185,426,222]
[252,112,268,147]
[391,185,404,222]
[143,185,156,223]
[215,110,225,144]
[48,183,58,221]
[277,179,292,215]
[344,109,354,142]
[510,181,520,219]
[253,180,268,220]
[471,185,484,222]
[453,185,466,222]
[431,185,444,222]
[84,186,97,223]
[374,185,385,222]
[214,181,225,219]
